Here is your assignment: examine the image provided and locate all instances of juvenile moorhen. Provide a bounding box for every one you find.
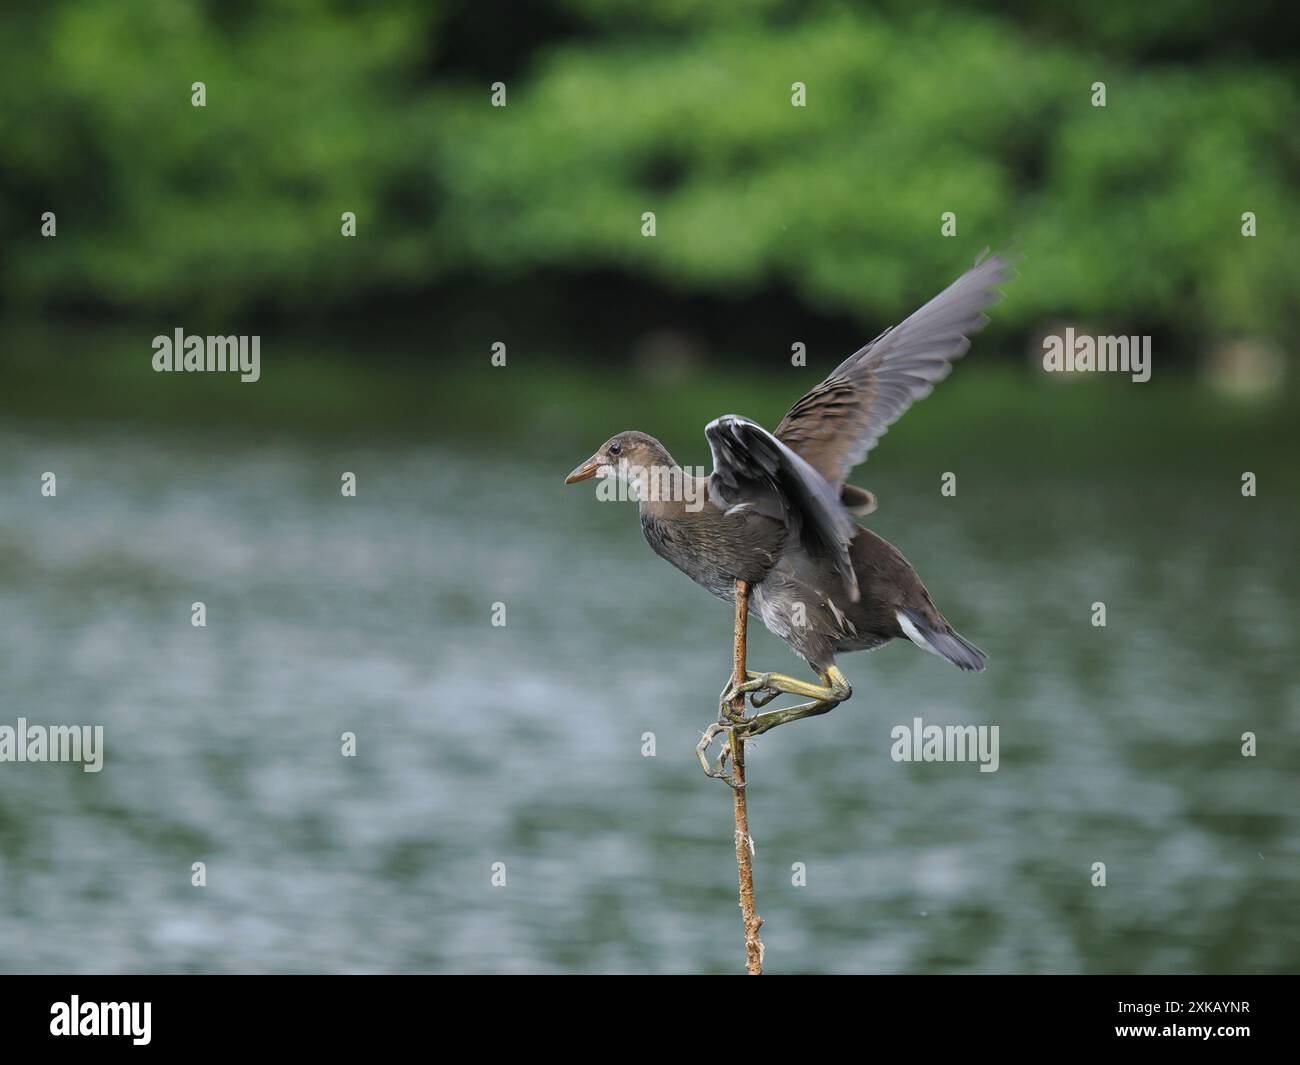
[565,252,1013,783]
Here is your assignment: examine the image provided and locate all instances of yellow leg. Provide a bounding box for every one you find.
[722,666,851,709]
[740,697,839,738]
[701,668,853,784]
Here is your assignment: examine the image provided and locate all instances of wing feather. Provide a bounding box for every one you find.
[706,414,860,600]
[775,251,1015,487]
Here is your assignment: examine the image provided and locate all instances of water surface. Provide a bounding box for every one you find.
[0,423,1295,973]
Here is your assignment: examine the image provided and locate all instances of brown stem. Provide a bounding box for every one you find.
[729,578,764,974]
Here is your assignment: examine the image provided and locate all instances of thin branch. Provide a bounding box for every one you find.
[729,578,764,974]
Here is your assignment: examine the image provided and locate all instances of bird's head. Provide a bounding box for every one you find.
[564,431,675,491]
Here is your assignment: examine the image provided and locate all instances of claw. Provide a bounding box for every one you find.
[720,671,779,716]
[718,695,746,725]
[696,723,745,789]
[718,679,750,725]
[705,667,853,784]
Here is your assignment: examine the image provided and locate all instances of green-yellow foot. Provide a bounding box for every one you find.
[696,723,743,789]
[700,667,853,785]
[717,677,749,725]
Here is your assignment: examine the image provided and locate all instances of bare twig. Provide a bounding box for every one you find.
[729,579,764,974]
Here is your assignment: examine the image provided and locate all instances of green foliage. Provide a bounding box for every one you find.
[2,0,1296,346]
[2,0,442,315]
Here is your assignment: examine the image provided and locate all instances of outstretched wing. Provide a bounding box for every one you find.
[775,251,1014,488]
[705,414,859,601]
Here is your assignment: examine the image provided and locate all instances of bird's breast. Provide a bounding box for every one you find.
[639,506,781,601]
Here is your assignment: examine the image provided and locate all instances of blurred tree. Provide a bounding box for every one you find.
[1,0,444,317]
[1,0,1296,351]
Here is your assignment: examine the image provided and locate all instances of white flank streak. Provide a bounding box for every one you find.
[897,610,943,660]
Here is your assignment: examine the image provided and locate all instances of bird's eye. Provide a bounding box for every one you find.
[609,442,621,455]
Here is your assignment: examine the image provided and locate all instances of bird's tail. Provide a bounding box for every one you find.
[896,607,987,673]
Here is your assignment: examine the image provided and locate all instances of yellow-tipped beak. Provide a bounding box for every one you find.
[564,458,600,484]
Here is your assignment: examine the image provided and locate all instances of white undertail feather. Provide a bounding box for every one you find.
[897,609,943,660]
[896,608,987,672]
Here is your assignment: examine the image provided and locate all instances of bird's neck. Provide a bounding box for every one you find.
[635,466,707,520]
